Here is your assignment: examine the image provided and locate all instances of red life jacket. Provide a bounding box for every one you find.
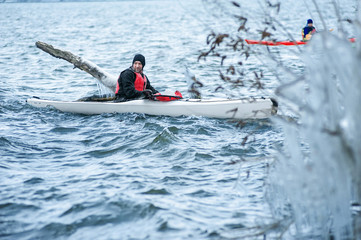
[133,72,147,91]
[115,71,147,94]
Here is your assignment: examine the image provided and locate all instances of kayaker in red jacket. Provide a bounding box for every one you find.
[302,19,317,41]
[115,54,158,101]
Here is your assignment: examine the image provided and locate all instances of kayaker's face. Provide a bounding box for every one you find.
[133,61,143,73]
[308,23,313,27]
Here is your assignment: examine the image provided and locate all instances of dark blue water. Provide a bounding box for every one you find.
[0,1,298,239]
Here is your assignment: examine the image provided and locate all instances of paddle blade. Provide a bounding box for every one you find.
[154,91,183,101]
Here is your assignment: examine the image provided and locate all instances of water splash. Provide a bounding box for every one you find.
[269,25,361,240]
[184,66,203,99]
[96,81,114,97]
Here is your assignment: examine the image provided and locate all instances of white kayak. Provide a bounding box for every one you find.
[26,97,277,119]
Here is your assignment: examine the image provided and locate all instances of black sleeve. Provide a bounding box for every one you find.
[121,70,143,99]
[145,75,158,94]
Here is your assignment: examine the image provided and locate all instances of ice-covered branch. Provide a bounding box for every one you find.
[35,41,118,92]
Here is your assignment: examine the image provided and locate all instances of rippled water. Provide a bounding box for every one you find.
[2,0,351,239]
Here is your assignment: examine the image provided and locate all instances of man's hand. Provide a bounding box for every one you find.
[142,89,154,99]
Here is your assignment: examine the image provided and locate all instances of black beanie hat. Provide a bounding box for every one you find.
[132,54,145,67]
[307,19,313,24]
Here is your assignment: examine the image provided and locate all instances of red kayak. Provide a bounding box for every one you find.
[245,38,356,46]
[245,39,306,46]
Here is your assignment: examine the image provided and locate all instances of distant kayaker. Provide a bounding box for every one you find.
[302,19,316,41]
[115,54,158,101]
